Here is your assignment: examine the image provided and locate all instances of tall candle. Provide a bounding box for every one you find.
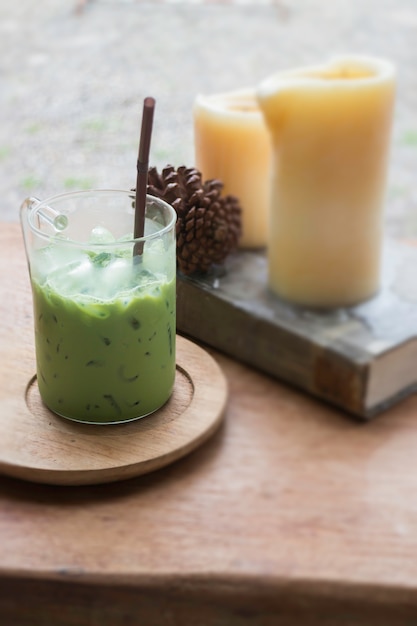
[257,55,396,308]
[193,88,271,249]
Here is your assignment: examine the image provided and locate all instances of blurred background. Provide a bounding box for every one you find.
[1,0,417,239]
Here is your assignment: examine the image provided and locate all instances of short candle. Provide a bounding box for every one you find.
[193,88,271,249]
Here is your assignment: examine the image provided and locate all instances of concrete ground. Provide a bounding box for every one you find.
[1,0,417,238]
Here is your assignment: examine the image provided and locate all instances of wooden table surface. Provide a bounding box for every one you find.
[2,223,417,625]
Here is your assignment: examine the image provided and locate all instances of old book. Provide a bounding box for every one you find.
[177,241,417,419]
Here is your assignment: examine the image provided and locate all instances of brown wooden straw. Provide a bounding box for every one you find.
[134,96,155,257]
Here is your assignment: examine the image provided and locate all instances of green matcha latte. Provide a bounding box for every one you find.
[21,191,176,424]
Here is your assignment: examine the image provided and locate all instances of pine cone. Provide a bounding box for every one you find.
[147,165,242,275]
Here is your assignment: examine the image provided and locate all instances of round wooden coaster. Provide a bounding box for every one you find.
[0,336,227,486]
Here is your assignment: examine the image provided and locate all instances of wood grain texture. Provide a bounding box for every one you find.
[1,224,417,624]
[177,245,417,419]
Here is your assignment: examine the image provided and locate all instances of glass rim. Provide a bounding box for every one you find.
[24,189,177,248]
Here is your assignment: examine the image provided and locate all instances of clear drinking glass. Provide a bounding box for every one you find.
[20,190,177,425]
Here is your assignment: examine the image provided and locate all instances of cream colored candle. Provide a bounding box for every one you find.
[193,89,271,249]
[257,55,396,308]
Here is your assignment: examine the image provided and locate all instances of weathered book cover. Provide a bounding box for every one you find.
[177,240,417,419]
